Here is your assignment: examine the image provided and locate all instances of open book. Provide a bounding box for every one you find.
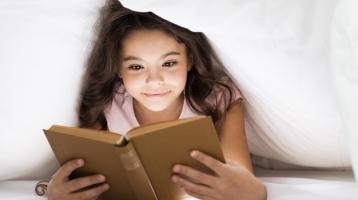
[44,115,225,200]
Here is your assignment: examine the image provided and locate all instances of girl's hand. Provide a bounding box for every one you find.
[47,159,110,200]
[171,151,267,200]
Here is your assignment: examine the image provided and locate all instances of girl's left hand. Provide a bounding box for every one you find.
[171,150,266,200]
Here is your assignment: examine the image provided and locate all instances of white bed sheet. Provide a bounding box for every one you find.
[1,170,357,200]
[258,169,358,200]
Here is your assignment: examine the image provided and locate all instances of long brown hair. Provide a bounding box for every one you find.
[78,0,237,131]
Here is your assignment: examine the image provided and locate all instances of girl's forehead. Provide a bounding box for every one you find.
[125,29,170,38]
[121,30,187,56]
[123,29,176,44]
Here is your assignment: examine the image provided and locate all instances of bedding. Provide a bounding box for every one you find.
[1,0,358,199]
[330,0,358,175]
[1,170,357,200]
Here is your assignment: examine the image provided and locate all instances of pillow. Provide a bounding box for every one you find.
[0,0,105,180]
[0,0,354,181]
[330,0,358,174]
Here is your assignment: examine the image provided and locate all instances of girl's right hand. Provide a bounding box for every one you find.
[47,159,110,200]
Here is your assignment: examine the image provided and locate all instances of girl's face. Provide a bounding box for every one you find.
[119,30,191,112]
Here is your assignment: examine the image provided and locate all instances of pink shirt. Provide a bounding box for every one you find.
[104,80,242,135]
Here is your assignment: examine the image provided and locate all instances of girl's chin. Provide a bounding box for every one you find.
[142,103,171,112]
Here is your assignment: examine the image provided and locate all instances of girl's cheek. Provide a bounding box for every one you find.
[169,71,188,85]
[122,75,144,90]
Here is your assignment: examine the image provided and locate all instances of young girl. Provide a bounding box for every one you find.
[43,1,266,199]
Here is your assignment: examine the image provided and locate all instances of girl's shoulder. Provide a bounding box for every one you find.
[206,77,243,113]
[218,77,242,100]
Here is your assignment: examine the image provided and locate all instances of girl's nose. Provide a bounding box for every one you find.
[146,69,164,87]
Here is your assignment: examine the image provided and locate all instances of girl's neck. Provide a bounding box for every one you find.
[133,94,185,126]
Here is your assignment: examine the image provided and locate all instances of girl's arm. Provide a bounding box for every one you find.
[218,99,254,173]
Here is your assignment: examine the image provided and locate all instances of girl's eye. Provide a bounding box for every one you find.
[162,61,177,67]
[128,64,143,71]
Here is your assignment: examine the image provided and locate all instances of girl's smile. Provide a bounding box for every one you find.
[142,90,171,100]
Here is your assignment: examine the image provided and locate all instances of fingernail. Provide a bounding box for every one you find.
[77,159,84,166]
[173,165,180,172]
[190,150,198,157]
[98,175,105,181]
[171,175,178,182]
[104,184,110,190]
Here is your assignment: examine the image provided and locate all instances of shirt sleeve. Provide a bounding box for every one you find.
[206,77,243,113]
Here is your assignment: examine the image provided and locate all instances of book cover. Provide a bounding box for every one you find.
[44,115,225,200]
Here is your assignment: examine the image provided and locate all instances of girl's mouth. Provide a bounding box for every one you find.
[143,91,170,99]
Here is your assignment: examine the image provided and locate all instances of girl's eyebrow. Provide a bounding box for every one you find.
[123,51,180,62]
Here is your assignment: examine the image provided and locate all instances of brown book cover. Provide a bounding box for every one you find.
[44,115,225,200]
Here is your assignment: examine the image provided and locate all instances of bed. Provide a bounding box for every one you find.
[1,0,357,199]
[1,169,358,200]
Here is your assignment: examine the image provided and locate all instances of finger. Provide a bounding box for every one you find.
[54,159,84,183]
[88,194,101,200]
[173,164,217,187]
[64,174,106,193]
[185,189,217,200]
[171,175,216,199]
[71,183,109,200]
[190,150,225,176]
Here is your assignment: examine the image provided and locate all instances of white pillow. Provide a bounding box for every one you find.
[330,0,358,175]
[0,0,104,180]
[213,1,351,168]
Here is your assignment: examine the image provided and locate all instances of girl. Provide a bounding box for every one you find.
[43,1,266,199]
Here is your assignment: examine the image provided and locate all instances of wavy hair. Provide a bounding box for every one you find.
[78,0,237,132]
